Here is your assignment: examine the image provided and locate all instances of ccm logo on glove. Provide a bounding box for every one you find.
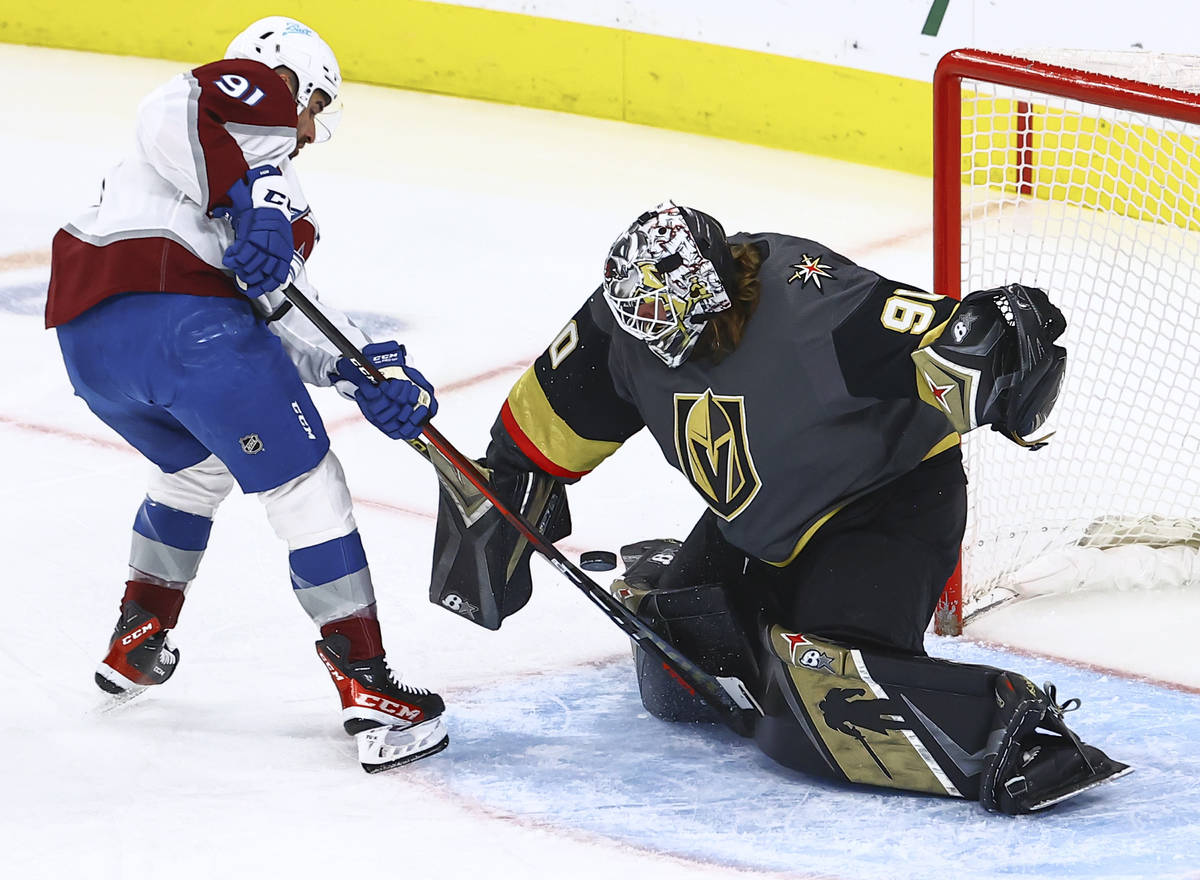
[214,165,296,298]
[332,341,438,441]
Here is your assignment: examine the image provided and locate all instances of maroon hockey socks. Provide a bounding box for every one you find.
[319,611,385,661]
[121,579,186,630]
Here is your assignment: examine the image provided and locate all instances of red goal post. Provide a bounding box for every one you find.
[932,48,1200,635]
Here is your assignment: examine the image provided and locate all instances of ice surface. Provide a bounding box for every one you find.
[2,44,1197,880]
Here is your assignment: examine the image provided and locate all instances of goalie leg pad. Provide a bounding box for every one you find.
[980,673,1131,814]
[755,626,994,797]
[754,629,1131,810]
[618,537,683,588]
[611,574,756,723]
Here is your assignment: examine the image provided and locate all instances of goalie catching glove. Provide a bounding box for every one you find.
[913,283,1067,449]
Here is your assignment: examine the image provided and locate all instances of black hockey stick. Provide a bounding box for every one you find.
[280,283,762,736]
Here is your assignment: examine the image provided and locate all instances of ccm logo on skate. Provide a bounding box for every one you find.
[291,401,317,440]
[121,621,155,646]
[354,694,422,720]
[320,655,346,681]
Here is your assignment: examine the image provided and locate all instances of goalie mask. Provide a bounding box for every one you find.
[602,202,739,368]
[226,17,343,142]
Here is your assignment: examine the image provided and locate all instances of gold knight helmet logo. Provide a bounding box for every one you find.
[673,389,761,520]
[636,261,667,290]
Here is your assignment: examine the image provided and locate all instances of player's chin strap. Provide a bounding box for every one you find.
[277,283,763,737]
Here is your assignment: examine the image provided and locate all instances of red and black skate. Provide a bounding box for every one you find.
[315,633,448,771]
[315,633,445,734]
[95,600,180,696]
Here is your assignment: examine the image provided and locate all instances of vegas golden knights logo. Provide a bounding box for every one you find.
[673,390,761,520]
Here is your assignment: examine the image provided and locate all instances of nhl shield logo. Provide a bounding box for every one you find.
[239,433,264,454]
[672,389,761,521]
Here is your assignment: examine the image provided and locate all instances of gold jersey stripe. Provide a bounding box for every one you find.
[767,434,960,568]
[923,432,961,460]
[506,367,624,476]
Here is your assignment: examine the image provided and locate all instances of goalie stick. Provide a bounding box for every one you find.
[280,284,763,737]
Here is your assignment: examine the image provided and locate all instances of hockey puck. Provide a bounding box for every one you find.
[579,550,618,572]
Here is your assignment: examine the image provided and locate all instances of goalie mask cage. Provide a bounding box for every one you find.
[933,48,1200,635]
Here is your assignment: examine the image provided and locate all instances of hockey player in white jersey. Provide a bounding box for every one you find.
[46,17,446,770]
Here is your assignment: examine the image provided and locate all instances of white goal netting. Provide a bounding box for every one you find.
[950,49,1200,621]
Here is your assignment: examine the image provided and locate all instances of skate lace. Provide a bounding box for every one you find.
[383,668,431,696]
[1043,682,1081,716]
[157,634,177,666]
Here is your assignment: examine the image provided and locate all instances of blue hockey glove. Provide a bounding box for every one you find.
[215,166,294,298]
[333,342,439,440]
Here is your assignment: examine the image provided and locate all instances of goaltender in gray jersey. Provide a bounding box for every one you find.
[444,203,1125,815]
[597,231,959,565]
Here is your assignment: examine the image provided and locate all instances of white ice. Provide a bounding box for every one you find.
[1,44,1198,880]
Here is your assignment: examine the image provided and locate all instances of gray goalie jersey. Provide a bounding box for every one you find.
[490,232,961,565]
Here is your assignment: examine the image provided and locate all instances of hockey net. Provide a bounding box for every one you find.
[933,48,1200,634]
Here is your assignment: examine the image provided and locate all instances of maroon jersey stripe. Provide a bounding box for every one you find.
[46,230,240,328]
[191,59,297,214]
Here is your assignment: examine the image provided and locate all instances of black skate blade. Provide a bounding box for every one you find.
[91,673,150,715]
[357,716,449,773]
[1028,760,1133,811]
[92,689,149,715]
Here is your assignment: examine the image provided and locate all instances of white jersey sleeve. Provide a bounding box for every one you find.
[134,59,298,214]
[254,262,370,387]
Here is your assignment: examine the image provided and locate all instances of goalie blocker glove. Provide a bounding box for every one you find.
[429,459,571,630]
[913,283,1067,449]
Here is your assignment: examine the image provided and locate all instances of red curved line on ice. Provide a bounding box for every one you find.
[963,637,1200,696]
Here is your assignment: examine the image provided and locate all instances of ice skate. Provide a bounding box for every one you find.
[982,673,1131,814]
[316,633,445,733]
[316,633,448,771]
[355,716,450,773]
[999,732,1132,812]
[316,633,445,734]
[94,600,180,706]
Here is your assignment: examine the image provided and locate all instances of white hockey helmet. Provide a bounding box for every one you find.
[602,202,738,367]
[225,16,342,142]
